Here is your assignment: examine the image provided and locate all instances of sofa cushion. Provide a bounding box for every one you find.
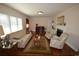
[9,30,26,39]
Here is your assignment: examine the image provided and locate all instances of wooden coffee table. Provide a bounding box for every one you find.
[24,35,51,54]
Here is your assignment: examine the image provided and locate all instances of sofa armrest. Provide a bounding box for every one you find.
[18,33,32,48]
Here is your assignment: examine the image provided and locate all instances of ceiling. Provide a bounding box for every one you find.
[4,3,79,16]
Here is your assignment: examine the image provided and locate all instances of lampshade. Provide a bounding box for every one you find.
[26,24,29,28]
[0,25,4,36]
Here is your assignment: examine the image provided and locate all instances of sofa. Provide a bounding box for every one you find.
[9,30,32,48]
[18,32,32,48]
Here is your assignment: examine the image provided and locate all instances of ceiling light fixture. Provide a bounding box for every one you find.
[38,11,44,15]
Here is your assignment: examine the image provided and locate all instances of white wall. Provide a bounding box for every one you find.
[0,4,30,37]
[54,6,79,51]
[30,16,53,32]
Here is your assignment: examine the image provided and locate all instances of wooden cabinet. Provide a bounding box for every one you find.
[36,26,45,36]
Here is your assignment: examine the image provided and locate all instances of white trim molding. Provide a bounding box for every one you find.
[65,42,78,52]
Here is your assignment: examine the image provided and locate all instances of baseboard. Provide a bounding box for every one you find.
[65,42,78,52]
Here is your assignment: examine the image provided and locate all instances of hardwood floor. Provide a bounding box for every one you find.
[0,35,78,56]
[50,44,76,56]
[0,44,78,56]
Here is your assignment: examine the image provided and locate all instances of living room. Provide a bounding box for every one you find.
[0,3,79,56]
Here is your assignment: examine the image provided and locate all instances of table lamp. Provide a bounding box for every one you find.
[0,25,4,39]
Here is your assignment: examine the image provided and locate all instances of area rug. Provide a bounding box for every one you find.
[24,36,51,54]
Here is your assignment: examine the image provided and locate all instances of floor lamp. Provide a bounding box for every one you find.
[26,23,29,34]
[26,18,29,34]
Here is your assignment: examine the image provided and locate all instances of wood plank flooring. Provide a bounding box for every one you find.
[0,36,78,56]
[0,44,78,56]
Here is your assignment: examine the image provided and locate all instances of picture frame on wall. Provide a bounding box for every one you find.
[56,16,65,25]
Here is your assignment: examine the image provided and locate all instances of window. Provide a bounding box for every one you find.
[0,13,23,35]
[17,18,22,30]
[10,16,18,32]
[0,13,11,34]
[10,16,22,32]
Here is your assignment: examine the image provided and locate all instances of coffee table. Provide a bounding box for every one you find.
[32,35,41,48]
[24,35,50,54]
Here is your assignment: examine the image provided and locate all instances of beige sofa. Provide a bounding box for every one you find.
[9,30,32,48]
[18,32,32,48]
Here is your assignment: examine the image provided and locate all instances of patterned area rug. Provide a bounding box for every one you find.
[24,36,50,54]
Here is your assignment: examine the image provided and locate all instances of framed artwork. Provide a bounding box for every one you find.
[56,16,65,25]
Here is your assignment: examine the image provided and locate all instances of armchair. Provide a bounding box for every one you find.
[50,33,69,49]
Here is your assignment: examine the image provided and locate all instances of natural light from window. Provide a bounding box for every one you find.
[0,13,23,35]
